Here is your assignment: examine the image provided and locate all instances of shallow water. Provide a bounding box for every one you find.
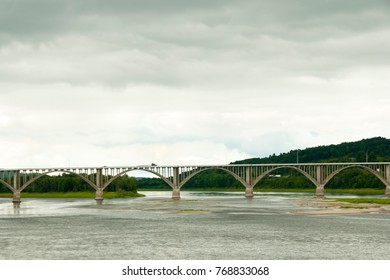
[0,192,389,259]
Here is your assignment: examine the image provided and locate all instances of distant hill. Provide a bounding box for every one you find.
[233,137,390,164]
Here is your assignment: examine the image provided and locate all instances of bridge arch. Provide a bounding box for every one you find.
[251,166,318,188]
[103,168,176,190]
[323,165,388,188]
[178,167,249,189]
[19,170,98,192]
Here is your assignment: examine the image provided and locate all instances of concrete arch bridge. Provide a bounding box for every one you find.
[1,163,390,208]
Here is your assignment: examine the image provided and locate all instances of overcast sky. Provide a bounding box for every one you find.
[1,0,390,168]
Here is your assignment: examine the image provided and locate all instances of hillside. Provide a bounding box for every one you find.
[233,137,390,164]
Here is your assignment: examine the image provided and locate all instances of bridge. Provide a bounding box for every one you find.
[1,162,390,208]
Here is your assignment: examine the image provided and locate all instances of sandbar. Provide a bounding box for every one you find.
[291,198,390,215]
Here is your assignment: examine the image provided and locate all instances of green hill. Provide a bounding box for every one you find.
[233,136,390,164]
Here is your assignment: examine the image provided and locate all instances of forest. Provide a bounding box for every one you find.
[0,173,138,193]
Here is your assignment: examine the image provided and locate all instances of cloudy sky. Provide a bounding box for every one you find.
[1,0,389,168]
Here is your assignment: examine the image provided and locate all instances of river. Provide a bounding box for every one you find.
[0,191,389,259]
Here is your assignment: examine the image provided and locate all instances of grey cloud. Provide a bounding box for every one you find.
[0,0,231,41]
[1,0,390,167]
[1,0,389,88]
[2,0,389,43]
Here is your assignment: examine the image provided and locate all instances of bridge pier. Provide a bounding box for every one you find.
[385,185,390,196]
[172,188,180,199]
[95,188,104,205]
[245,187,254,198]
[12,191,21,208]
[315,184,325,197]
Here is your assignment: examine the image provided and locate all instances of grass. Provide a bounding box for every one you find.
[339,205,367,209]
[255,188,316,193]
[334,198,390,204]
[0,191,144,199]
[255,188,386,195]
[323,189,385,195]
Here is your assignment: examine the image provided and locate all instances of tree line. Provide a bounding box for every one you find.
[0,173,138,193]
[234,137,390,164]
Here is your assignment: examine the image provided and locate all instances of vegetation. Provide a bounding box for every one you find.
[136,177,169,190]
[234,137,390,164]
[339,205,367,209]
[335,198,390,204]
[0,173,141,197]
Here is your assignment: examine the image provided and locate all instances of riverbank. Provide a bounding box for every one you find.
[0,191,144,199]
[292,197,390,215]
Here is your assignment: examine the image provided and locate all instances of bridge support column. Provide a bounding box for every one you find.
[245,187,254,198]
[95,168,104,205]
[385,165,390,196]
[385,185,390,196]
[12,171,21,208]
[172,167,180,199]
[316,166,325,197]
[95,188,104,205]
[172,187,180,199]
[13,191,21,208]
[315,184,325,197]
